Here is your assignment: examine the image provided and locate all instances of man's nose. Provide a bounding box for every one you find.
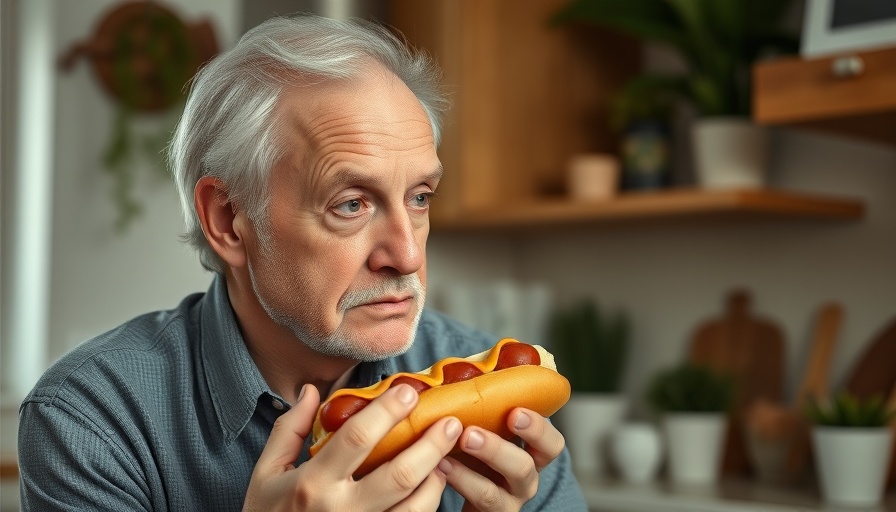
[367,210,425,275]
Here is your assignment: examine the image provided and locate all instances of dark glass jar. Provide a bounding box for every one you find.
[620,119,671,190]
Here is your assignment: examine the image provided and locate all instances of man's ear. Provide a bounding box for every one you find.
[194,176,246,268]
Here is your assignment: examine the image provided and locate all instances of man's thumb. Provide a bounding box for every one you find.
[256,384,320,472]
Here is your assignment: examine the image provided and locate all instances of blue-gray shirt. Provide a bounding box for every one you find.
[18,275,585,511]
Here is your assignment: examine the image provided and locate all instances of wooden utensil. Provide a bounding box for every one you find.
[689,289,786,475]
[744,302,843,483]
[786,303,843,471]
[793,303,843,407]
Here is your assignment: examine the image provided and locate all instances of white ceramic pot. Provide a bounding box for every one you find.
[557,393,627,477]
[610,422,663,484]
[663,413,726,486]
[692,117,769,189]
[812,426,893,506]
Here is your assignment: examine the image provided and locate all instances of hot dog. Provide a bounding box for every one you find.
[309,338,571,477]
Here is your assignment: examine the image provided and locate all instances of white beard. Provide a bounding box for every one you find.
[253,268,425,361]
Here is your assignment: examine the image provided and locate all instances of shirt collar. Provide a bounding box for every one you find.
[200,274,272,444]
[350,358,398,389]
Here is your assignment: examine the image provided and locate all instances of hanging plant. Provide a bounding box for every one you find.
[59,1,219,231]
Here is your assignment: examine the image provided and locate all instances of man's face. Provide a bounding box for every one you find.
[243,65,441,361]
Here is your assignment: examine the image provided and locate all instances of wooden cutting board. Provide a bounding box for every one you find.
[845,315,896,400]
[689,289,786,476]
[844,314,896,487]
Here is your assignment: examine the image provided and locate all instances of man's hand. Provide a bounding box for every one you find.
[243,384,462,511]
[440,409,565,512]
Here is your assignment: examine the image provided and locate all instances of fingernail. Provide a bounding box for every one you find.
[465,429,485,450]
[397,384,416,405]
[437,458,453,476]
[296,384,307,404]
[445,418,461,439]
[514,411,531,431]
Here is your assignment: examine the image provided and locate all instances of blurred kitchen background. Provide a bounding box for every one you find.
[2,0,895,510]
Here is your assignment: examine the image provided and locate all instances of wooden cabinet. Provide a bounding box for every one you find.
[389,0,640,225]
[753,45,896,147]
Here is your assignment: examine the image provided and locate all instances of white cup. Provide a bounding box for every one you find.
[567,153,620,201]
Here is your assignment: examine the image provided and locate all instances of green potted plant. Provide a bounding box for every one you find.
[551,0,799,189]
[645,362,733,485]
[804,393,895,506]
[549,299,630,477]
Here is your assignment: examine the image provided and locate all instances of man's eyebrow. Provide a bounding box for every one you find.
[424,165,444,184]
[326,165,444,189]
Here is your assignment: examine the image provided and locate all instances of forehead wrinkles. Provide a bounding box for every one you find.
[305,112,434,155]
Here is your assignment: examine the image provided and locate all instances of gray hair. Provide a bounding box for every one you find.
[168,14,448,273]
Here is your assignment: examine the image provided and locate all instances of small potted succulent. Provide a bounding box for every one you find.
[645,362,733,485]
[549,299,630,477]
[804,393,895,507]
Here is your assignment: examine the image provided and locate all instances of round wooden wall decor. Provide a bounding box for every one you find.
[59,1,219,112]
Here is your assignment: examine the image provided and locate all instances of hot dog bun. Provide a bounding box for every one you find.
[309,339,571,477]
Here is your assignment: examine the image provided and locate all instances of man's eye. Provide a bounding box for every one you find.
[411,193,432,208]
[335,199,364,215]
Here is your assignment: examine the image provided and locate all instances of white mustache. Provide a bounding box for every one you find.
[338,274,424,311]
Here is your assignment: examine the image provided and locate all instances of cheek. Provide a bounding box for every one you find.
[297,234,371,306]
[417,226,429,286]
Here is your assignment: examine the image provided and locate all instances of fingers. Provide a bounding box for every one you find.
[312,384,419,479]
[386,470,448,512]
[508,408,565,471]
[453,427,538,508]
[254,384,320,474]
[361,416,462,511]
[443,410,565,511]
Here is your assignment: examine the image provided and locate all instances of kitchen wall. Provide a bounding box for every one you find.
[1,1,894,508]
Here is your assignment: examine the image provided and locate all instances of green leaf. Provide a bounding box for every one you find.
[803,392,896,427]
[646,362,733,413]
[549,0,798,117]
[549,299,630,393]
[551,0,690,52]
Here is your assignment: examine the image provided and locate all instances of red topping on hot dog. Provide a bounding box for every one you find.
[320,395,370,432]
[495,342,540,370]
[389,375,431,394]
[442,362,485,384]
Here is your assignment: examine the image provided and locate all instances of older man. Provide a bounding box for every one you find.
[19,14,585,511]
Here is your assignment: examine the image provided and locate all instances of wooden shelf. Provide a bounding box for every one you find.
[753,46,896,147]
[431,188,865,232]
[578,476,896,512]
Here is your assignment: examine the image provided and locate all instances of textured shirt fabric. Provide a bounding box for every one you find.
[18,275,586,511]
